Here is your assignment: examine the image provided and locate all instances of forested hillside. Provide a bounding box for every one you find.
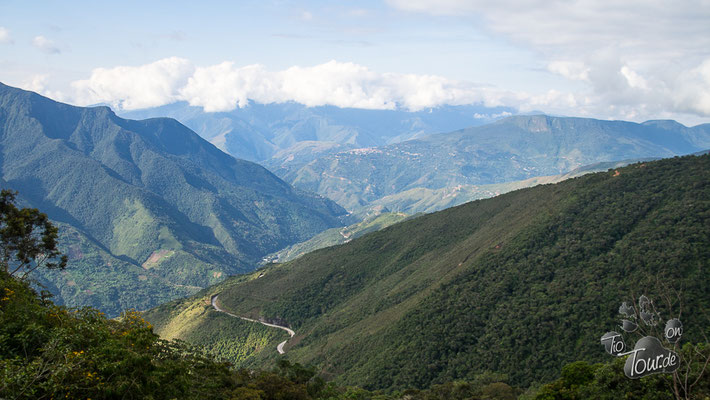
[0,83,346,315]
[146,154,710,391]
[273,115,710,211]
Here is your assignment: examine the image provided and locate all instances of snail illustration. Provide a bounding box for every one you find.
[619,302,635,317]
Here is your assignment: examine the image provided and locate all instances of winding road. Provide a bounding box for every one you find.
[210,294,295,354]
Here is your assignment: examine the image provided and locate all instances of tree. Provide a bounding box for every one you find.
[0,189,66,279]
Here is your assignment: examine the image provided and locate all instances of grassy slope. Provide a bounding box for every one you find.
[145,154,710,390]
[142,271,289,368]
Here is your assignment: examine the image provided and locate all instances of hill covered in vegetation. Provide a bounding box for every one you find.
[0,82,346,315]
[145,154,710,391]
[0,269,534,399]
[272,115,710,211]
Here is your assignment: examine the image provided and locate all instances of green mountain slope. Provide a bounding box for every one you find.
[122,101,513,163]
[0,82,346,315]
[272,115,710,211]
[145,154,710,390]
[362,158,657,216]
[264,211,412,264]
[1,270,365,400]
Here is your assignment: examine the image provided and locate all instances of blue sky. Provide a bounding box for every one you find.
[1,0,709,124]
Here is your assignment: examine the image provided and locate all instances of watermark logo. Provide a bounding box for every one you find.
[665,318,682,344]
[600,295,681,379]
[601,331,625,356]
[623,336,679,378]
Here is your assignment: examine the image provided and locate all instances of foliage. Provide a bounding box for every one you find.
[0,189,67,278]
[275,115,710,211]
[1,270,526,399]
[151,154,710,391]
[0,271,322,399]
[531,344,710,400]
[0,82,345,316]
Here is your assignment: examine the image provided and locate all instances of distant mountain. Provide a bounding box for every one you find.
[263,211,413,264]
[144,153,710,390]
[121,102,515,163]
[362,158,659,216]
[0,82,346,315]
[272,115,710,211]
[263,159,657,263]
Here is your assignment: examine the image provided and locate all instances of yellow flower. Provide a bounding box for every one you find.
[1,288,13,301]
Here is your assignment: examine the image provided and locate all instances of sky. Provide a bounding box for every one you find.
[1,0,710,125]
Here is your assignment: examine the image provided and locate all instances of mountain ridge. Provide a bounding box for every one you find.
[0,82,346,315]
[144,153,710,390]
[272,114,710,211]
[121,101,515,162]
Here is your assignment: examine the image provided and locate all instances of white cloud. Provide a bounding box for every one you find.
[620,66,649,91]
[672,60,710,117]
[69,58,523,112]
[0,27,12,44]
[386,0,710,58]
[71,57,195,109]
[23,74,50,93]
[59,54,710,123]
[547,61,589,82]
[386,0,710,120]
[32,35,60,54]
[21,74,65,101]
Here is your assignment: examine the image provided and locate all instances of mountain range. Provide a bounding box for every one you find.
[121,101,515,163]
[261,159,662,264]
[126,101,710,214]
[0,82,346,315]
[144,153,710,391]
[269,115,710,212]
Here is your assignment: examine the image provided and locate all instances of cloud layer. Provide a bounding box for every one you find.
[62,55,710,123]
[70,58,527,113]
[386,0,710,120]
[71,57,194,110]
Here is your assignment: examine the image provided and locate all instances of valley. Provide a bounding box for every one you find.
[211,294,296,355]
[0,83,346,315]
[126,103,710,215]
[144,154,710,391]
[269,116,710,212]
[122,102,514,163]
[3,2,709,398]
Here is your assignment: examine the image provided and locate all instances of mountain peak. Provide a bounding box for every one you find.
[0,82,346,316]
[642,119,688,130]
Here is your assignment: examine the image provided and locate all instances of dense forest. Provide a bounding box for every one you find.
[3,268,708,399]
[147,154,710,393]
[3,155,710,398]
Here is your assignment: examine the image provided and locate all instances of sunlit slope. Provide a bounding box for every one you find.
[147,154,710,390]
[276,115,710,211]
[0,82,346,315]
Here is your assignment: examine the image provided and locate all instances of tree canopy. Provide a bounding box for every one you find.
[0,189,67,279]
